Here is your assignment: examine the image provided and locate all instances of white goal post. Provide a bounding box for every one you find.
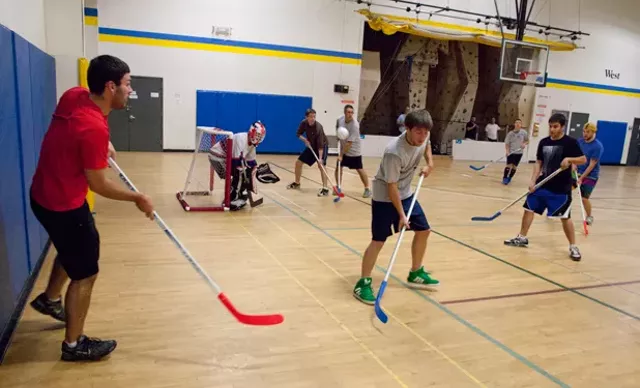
[176,126,234,211]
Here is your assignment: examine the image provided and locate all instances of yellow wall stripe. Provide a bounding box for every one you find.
[99,34,362,65]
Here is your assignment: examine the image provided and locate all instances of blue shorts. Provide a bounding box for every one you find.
[371,195,430,242]
[523,189,572,218]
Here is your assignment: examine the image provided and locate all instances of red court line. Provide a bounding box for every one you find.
[441,279,640,305]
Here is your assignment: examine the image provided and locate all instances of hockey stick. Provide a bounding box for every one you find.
[471,166,565,222]
[469,148,522,171]
[574,171,588,236]
[307,146,344,199]
[243,160,264,207]
[108,158,283,326]
[374,174,426,324]
[334,142,343,203]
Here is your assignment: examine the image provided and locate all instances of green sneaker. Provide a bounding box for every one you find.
[407,266,439,288]
[353,277,375,305]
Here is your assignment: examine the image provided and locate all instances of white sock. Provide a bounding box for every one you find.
[66,341,77,348]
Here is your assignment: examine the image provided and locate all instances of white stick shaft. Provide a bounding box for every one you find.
[308,146,338,188]
[381,174,426,283]
[497,166,565,213]
[108,157,222,294]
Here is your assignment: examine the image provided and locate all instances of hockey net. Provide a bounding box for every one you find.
[176,126,233,211]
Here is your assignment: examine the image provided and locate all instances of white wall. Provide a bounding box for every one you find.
[0,0,47,51]
[44,0,83,56]
[97,0,365,150]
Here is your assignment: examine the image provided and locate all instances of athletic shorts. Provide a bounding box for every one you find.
[298,144,328,167]
[506,153,523,166]
[30,194,100,280]
[337,155,363,170]
[523,188,572,219]
[371,196,430,242]
[579,176,597,199]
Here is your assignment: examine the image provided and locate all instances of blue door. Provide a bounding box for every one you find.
[595,121,627,164]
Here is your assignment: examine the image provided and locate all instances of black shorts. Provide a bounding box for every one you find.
[337,155,363,170]
[298,144,328,166]
[30,195,100,280]
[371,196,430,242]
[506,153,523,166]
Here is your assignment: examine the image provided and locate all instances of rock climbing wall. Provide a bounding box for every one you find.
[396,36,441,111]
[471,44,503,140]
[357,51,381,122]
[427,41,478,153]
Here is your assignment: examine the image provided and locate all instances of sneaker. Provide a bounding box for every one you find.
[61,335,117,362]
[363,188,372,198]
[353,277,375,305]
[502,177,509,185]
[317,188,329,197]
[569,245,582,261]
[504,235,528,247]
[586,216,594,225]
[30,293,65,322]
[286,182,300,190]
[407,266,439,288]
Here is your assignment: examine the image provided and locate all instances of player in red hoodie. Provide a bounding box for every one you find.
[29,55,154,362]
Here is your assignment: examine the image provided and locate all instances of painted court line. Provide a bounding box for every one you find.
[235,219,408,388]
[263,190,568,387]
[255,207,487,387]
[270,162,640,321]
[440,279,640,305]
[265,189,317,217]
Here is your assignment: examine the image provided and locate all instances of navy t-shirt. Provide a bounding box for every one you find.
[536,135,584,194]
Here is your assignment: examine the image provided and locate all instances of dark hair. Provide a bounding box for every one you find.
[404,109,433,130]
[514,118,522,122]
[344,104,354,113]
[548,112,566,127]
[305,108,316,117]
[87,55,130,95]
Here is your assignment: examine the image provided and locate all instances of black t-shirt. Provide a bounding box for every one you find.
[536,135,584,194]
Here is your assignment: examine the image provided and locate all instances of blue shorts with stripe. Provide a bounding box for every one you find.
[524,189,572,218]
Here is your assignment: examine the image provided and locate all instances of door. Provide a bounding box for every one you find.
[108,76,163,151]
[568,112,589,139]
[627,118,640,166]
[596,120,627,164]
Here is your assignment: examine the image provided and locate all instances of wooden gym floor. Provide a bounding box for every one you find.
[2,152,640,387]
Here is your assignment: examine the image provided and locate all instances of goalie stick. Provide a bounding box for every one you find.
[109,157,283,326]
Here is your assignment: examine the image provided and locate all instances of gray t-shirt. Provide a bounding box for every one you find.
[505,129,529,154]
[336,116,361,157]
[372,132,426,202]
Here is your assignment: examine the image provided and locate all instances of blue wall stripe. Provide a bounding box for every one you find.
[547,78,640,95]
[99,27,362,60]
[84,7,98,17]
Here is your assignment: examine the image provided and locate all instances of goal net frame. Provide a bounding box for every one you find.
[176,126,234,211]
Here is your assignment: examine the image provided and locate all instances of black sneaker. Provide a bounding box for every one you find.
[61,335,117,362]
[30,293,65,322]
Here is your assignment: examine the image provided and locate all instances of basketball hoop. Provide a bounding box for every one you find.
[519,71,541,86]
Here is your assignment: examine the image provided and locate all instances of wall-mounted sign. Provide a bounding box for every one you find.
[605,69,620,79]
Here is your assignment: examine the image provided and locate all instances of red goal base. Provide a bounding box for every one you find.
[176,191,230,212]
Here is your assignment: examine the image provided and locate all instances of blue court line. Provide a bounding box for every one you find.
[269,161,640,320]
[262,192,569,388]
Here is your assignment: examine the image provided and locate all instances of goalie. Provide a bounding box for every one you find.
[207,122,278,210]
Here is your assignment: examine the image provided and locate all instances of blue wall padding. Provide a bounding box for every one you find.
[196,90,312,154]
[596,121,627,164]
[0,25,30,305]
[0,23,56,341]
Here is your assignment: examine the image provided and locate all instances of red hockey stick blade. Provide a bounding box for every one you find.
[218,293,284,326]
[583,221,589,236]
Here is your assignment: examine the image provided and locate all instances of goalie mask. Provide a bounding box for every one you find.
[256,163,280,184]
[248,121,266,146]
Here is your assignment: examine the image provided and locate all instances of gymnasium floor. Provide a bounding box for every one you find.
[2,152,640,387]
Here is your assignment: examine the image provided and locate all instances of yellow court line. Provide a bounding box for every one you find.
[256,206,488,388]
[238,221,409,388]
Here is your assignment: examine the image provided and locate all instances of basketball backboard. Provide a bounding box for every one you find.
[499,39,549,87]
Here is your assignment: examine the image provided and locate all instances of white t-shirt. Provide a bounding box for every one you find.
[209,132,256,163]
[485,123,500,140]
